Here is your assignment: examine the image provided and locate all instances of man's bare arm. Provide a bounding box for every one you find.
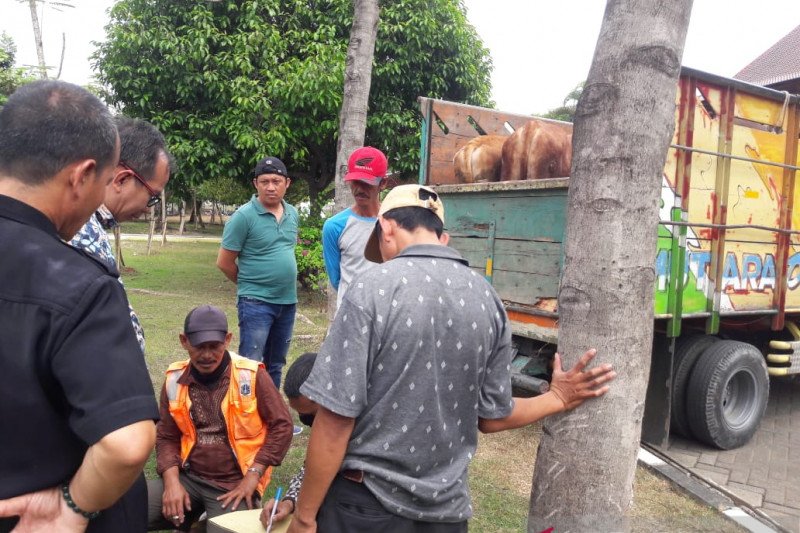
[216,248,239,284]
[479,349,615,433]
[0,420,156,531]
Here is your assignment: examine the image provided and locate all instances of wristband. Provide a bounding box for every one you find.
[61,483,100,520]
[282,496,296,513]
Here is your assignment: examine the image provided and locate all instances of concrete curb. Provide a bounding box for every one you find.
[638,446,784,533]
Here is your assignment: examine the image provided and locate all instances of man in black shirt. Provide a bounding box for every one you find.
[0,81,159,532]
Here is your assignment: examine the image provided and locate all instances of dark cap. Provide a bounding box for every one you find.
[254,156,288,179]
[183,305,228,346]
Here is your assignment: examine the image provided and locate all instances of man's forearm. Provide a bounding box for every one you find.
[69,420,156,512]
[293,408,355,525]
[218,263,238,284]
[478,392,564,433]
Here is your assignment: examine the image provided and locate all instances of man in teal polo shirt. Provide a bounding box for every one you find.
[217,156,299,389]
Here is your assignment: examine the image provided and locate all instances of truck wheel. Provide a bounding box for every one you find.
[671,335,717,438]
[686,340,769,450]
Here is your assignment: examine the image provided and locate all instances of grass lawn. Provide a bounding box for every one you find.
[122,239,742,532]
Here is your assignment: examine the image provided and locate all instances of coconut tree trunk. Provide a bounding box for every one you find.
[527,1,693,531]
[26,0,47,79]
[329,0,380,318]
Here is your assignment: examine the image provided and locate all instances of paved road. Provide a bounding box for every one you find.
[655,376,800,532]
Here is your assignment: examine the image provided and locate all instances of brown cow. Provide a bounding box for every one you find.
[453,134,507,183]
[500,120,572,180]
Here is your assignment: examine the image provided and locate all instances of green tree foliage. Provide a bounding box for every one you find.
[93,0,492,209]
[0,33,35,105]
[540,82,584,122]
[195,175,250,206]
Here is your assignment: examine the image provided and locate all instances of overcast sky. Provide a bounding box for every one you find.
[3,1,800,115]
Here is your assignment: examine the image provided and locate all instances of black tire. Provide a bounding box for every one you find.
[686,340,769,450]
[671,335,717,438]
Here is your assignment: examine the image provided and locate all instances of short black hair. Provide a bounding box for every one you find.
[380,205,444,238]
[115,116,173,181]
[0,80,117,185]
[283,352,317,399]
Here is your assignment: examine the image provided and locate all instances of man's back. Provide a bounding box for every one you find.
[301,243,513,521]
[0,196,157,501]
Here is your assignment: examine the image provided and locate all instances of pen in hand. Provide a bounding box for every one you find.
[265,486,283,533]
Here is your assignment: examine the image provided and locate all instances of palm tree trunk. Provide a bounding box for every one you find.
[328,0,380,318]
[27,0,47,79]
[527,1,693,531]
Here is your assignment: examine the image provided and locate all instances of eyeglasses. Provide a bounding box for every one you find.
[119,160,161,208]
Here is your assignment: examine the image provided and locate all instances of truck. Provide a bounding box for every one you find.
[417,66,800,450]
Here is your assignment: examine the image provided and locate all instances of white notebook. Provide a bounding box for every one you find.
[207,509,291,533]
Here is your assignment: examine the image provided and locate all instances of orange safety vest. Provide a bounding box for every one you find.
[165,352,272,495]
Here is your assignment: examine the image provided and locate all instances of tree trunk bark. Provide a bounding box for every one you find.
[527,1,692,531]
[178,200,186,236]
[197,203,205,229]
[329,0,380,318]
[27,0,47,79]
[146,205,156,256]
[113,225,124,268]
[160,190,168,246]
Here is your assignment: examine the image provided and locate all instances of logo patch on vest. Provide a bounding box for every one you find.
[240,382,252,396]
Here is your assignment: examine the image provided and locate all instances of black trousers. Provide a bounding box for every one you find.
[317,475,468,533]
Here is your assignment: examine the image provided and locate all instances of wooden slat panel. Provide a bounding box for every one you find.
[492,268,560,304]
[429,100,568,138]
[442,189,568,242]
[448,237,563,308]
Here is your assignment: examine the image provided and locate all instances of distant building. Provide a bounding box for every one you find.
[735,24,800,94]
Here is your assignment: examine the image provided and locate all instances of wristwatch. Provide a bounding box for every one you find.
[247,465,264,476]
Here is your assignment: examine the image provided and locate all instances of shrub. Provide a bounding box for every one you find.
[296,214,327,292]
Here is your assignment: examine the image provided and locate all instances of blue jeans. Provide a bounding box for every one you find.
[237,297,296,389]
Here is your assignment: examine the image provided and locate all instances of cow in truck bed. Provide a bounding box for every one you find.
[500,119,573,181]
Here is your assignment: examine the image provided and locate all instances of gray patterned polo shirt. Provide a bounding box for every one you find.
[301,243,514,523]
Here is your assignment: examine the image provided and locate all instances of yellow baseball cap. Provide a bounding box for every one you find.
[364,184,445,263]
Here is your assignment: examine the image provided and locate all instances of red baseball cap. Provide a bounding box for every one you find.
[344,147,388,186]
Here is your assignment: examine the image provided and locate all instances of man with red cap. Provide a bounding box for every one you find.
[322,146,388,309]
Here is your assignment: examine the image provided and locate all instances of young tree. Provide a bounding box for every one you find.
[17,1,75,79]
[527,1,693,531]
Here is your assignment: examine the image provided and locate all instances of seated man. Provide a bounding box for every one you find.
[148,305,294,531]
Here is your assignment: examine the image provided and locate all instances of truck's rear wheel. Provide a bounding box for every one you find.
[671,335,717,438]
[686,340,769,450]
